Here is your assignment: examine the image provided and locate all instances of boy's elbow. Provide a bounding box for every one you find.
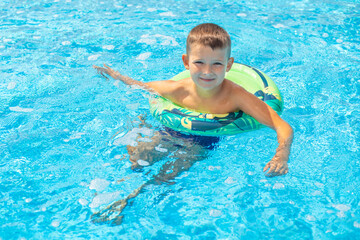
[281,121,294,142]
[287,123,294,139]
[275,119,293,140]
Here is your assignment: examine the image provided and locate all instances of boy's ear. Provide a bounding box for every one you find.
[182,54,189,70]
[226,57,234,72]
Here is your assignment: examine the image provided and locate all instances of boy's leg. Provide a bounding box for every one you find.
[127,131,173,170]
[92,126,217,225]
[92,142,210,225]
[150,142,209,184]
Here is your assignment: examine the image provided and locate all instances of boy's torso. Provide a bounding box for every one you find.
[169,78,244,114]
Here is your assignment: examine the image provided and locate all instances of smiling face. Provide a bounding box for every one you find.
[182,44,234,93]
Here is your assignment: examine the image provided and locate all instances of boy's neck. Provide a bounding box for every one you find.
[192,80,224,99]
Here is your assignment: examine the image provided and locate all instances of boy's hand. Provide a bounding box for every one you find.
[93,64,118,80]
[93,64,144,88]
[263,147,289,177]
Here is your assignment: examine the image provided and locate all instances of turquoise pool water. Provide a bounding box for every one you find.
[1,0,359,239]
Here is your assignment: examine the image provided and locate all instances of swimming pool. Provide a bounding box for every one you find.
[1,0,359,239]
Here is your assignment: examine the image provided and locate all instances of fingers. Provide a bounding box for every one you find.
[93,65,105,72]
[102,64,116,75]
[103,64,112,71]
[93,64,108,71]
[263,163,270,172]
[264,160,288,177]
[93,64,111,80]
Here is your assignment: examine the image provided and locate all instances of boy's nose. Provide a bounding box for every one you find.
[203,64,212,74]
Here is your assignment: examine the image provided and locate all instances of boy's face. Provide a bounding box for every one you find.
[182,44,234,91]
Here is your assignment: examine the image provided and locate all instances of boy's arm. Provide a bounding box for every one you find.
[94,64,152,90]
[93,64,175,97]
[235,88,294,177]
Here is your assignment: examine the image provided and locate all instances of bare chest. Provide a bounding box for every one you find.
[179,95,239,114]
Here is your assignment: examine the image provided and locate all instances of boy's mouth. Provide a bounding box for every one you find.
[199,77,215,82]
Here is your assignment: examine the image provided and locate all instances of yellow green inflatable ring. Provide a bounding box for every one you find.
[150,63,283,136]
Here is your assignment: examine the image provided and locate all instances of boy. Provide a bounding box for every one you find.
[94,23,293,177]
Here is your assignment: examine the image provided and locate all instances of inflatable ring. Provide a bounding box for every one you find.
[150,63,283,136]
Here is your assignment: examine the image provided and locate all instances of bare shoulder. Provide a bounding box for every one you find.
[226,79,265,110]
[225,79,250,99]
[147,78,190,99]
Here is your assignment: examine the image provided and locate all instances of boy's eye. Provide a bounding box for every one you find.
[214,62,223,65]
[194,61,203,64]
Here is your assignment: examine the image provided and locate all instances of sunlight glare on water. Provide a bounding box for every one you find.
[0,0,359,239]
